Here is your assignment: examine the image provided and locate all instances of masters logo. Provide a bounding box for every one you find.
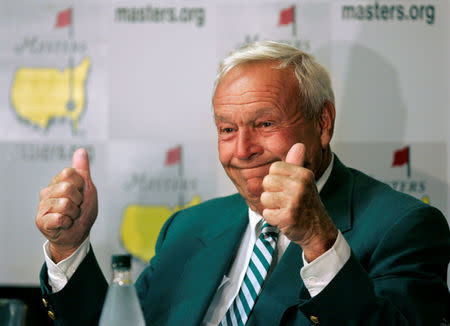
[11,8,90,133]
[390,145,429,204]
[238,5,311,52]
[120,145,202,261]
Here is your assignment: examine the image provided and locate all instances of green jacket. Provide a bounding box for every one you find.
[41,157,450,325]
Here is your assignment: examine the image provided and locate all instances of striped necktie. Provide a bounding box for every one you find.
[219,222,279,326]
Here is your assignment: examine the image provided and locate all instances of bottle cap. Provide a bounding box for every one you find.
[111,254,131,269]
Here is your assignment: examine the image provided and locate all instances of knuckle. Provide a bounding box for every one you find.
[303,169,315,182]
[37,199,47,212]
[58,214,72,228]
[42,214,56,230]
[270,161,282,172]
[55,214,65,225]
[287,178,303,194]
[39,187,48,199]
[35,215,43,229]
[293,184,304,199]
[290,176,302,187]
[262,175,271,187]
[50,175,58,185]
[60,167,75,179]
[48,213,64,230]
[59,181,74,194]
[59,197,71,210]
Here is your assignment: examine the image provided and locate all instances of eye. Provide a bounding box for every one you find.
[262,122,272,127]
[221,127,234,133]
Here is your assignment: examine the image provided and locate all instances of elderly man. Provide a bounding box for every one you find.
[37,41,449,326]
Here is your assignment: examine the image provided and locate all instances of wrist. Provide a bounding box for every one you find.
[49,240,86,263]
[300,228,338,262]
[49,245,76,263]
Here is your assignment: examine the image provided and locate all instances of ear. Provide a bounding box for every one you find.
[318,101,335,149]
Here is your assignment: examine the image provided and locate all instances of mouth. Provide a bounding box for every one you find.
[229,161,276,179]
[230,159,278,170]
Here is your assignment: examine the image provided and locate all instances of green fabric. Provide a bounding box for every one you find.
[40,156,450,325]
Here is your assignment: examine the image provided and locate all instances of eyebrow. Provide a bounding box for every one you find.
[214,114,230,123]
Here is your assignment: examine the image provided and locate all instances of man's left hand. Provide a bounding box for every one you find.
[261,143,338,262]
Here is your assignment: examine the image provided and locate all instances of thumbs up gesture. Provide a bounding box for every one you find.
[36,148,98,263]
[261,143,337,262]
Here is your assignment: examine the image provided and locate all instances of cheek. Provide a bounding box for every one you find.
[218,141,232,164]
[267,133,297,157]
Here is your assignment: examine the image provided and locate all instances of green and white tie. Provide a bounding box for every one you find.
[219,222,279,326]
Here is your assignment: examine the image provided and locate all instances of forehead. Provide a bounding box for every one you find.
[213,61,299,112]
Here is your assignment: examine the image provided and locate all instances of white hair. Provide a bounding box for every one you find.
[214,41,334,119]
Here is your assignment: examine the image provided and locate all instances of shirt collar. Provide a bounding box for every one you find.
[248,153,335,226]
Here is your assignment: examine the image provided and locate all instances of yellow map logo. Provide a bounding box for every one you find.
[10,57,90,132]
[121,195,201,262]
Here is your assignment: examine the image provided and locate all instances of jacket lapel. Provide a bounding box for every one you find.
[165,196,249,326]
[320,155,354,234]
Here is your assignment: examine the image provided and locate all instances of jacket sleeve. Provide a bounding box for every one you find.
[40,247,108,326]
[39,211,180,326]
[297,205,450,326]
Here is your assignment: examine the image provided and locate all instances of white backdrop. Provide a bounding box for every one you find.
[0,0,448,285]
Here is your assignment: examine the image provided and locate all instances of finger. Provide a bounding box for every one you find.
[262,208,281,226]
[40,182,83,205]
[262,174,288,192]
[50,168,84,191]
[260,191,285,209]
[285,143,305,166]
[269,161,302,177]
[39,198,81,220]
[42,213,74,230]
[72,148,92,182]
[269,161,315,186]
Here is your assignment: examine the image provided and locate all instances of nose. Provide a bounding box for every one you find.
[235,128,263,160]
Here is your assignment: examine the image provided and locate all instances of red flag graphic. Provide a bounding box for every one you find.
[392,146,409,167]
[165,146,181,166]
[278,6,295,26]
[55,8,72,28]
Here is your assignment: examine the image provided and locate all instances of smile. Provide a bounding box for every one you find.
[231,162,274,179]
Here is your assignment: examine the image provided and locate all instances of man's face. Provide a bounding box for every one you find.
[213,61,329,213]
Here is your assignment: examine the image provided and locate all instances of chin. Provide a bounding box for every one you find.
[240,186,264,212]
[241,195,262,213]
[246,184,263,199]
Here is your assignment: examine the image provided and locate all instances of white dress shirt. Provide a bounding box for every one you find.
[44,154,351,325]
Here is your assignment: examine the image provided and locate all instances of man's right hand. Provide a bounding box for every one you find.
[36,148,98,263]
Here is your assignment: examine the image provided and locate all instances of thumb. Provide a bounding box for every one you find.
[72,148,91,181]
[285,143,305,166]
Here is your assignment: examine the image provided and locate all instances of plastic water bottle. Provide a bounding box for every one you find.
[99,254,146,326]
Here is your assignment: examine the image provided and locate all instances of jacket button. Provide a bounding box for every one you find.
[48,311,56,320]
[310,315,319,324]
[42,298,48,308]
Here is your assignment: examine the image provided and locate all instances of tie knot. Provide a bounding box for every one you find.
[261,222,279,239]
